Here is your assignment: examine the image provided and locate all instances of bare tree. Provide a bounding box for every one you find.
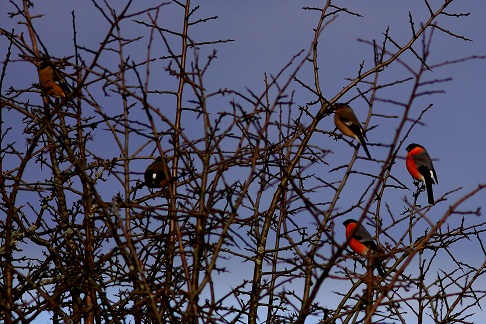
[1,1,485,323]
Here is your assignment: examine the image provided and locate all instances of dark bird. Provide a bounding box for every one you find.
[144,157,170,189]
[405,143,438,205]
[343,219,385,276]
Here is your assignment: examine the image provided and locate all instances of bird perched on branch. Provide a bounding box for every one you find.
[38,59,71,99]
[333,103,372,159]
[144,157,170,189]
[405,143,438,205]
[343,219,385,276]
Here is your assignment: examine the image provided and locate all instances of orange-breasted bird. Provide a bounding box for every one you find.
[38,60,71,99]
[144,157,170,189]
[334,103,372,159]
[343,219,385,276]
[405,143,438,205]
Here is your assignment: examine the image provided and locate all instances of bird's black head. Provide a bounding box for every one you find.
[39,60,50,70]
[342,219,358,227]
[405,143,424,152]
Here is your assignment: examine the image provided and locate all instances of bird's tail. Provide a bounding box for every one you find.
[375,260,385,277]
[361,141,372,160]
[421,167,435,204]
[370,248,386,277]
[426,182,434,205]
[357,135,372,159]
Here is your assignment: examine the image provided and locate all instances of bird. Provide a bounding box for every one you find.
[405,143,438,205]
[343,219,385,276]
[333,103,372,159]
[38,60,71,99]
[144,157,170,189]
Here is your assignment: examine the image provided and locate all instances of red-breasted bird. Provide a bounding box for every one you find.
[343,219,385,276]
[38,60,71,99]
[405,143,438,205]
[144,157,170,189]
[333,103,372,159]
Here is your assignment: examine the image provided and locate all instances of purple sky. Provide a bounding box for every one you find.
[2,1,486,323]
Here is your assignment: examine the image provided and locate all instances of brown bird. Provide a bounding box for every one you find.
[334,103,372,159]
[38,60,71,99]
[144,157,170,189]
